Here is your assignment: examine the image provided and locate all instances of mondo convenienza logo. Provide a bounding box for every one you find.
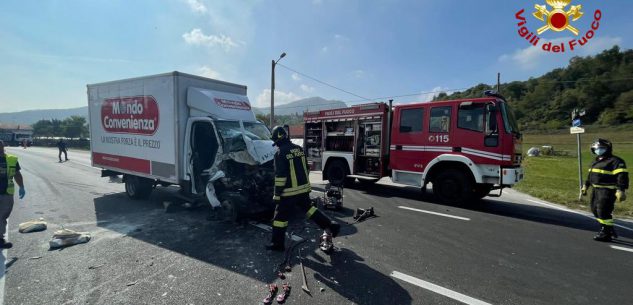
[515,0,602,53]
[101,96,160,135]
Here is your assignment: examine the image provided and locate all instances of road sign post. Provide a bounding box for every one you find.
[570,109,586,200]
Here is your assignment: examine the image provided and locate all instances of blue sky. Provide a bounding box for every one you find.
[1,0,632,113]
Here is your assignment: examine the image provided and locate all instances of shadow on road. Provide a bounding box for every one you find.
[92,188,408,304]
[344,181,633,240]
[305,248,412,305]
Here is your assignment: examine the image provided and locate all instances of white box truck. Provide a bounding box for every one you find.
[87,72,276,218]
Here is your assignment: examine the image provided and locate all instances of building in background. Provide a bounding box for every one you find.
[0,123,33,146]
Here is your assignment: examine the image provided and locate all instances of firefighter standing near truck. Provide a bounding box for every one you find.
[0,140,26,249]
[266,126,340,252]
[581,139,629,242]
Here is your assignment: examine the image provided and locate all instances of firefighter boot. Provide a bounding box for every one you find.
[609,226,618,239]
[265,226,286,252]
[593,225,612,242]
[309,209,334,230]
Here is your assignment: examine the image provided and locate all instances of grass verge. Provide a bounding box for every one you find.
[514,125,633,218]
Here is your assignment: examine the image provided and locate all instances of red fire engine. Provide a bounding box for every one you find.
[303,91,524,204]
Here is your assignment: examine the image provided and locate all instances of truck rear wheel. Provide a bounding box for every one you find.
[124,175,153,200]
[432,169,473,205]
[326,159,348,186]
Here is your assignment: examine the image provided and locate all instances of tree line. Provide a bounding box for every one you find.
[32,116,89,139]
[434,46,633,131]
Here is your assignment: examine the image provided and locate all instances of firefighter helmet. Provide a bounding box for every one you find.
[590,138,612,155]
[271,125,288,146]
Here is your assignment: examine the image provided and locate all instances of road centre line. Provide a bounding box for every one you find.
[398,206,470,221]
[610,245,633,253]
[527,199,633,232]
[391,271,492,305]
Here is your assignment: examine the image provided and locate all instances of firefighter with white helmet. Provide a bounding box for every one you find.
[581,138,629,242]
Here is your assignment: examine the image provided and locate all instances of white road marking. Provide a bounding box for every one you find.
[391,271,492,305]
[527,199,633,232]
[610,245,633,253]
[398,206,470,221]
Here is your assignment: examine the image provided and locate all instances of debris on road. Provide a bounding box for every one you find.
[29,256,42,260]
[49,229,91,249]
[276,283,291,303]
[126,281,138,286]
[88,264,105,270]
[262,283,278,304]
[19,219,47,233]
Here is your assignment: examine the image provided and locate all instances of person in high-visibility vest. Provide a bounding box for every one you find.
[581,139,629,242]
[266,126,340,252]
[0,140,26,249]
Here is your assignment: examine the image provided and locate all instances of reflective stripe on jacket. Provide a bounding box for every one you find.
[4,154,18,195]
[274,141,311,198]
[585,155,628,191]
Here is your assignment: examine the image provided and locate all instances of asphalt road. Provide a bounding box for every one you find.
[2,146,633,305]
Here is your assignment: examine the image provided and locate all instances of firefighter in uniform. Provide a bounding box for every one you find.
[0,140,26,249]
[266,126,340,252]
[581,139,628,242]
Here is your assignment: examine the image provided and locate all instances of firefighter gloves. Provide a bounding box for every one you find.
[581,185,587,196]
[616,190,626,202]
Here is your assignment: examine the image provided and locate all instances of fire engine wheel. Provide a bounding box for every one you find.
[474,184,494,200]
[432,169,474,205]
[124,175,153,200]
[326,159,348,186]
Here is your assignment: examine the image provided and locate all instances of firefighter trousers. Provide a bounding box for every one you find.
[590,188,616,226]
[271,193,333,246]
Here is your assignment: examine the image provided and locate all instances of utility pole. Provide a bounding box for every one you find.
[270,52,286,128]
[497,72,501,93]
[271,60,275,128]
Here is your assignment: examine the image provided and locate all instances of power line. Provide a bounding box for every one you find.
[276,63,372,102]
[269,86,470,112]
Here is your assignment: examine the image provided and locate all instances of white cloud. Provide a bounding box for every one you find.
[182,28,238,52]
[185,0,207,13]
[420,86,453,102]
[255,89,303,108]
[291,73,301,81]
[498,36,623,71]
[300,84,314,93]
[197,66,220,79]
[334,34,348,41]
[321,46,329,53]
[352,70,365,78]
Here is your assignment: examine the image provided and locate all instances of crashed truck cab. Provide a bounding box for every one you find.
[88,72,276,221]
[184,88,277,218]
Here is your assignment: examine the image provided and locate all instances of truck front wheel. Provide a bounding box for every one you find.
[432,169,473,205]
[473,184,493,200]
[124,175,153,200]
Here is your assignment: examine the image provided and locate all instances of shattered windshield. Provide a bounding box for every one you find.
[243,121,272,141]
[214,120,246,152]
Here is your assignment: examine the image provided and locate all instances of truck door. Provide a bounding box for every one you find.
[456,102,487,156]
[390,106,425,185]
[184,118,219,194]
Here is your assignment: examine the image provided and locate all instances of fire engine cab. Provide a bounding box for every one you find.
[303,91,524,204]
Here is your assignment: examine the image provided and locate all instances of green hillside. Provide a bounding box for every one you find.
[434,46,633,131]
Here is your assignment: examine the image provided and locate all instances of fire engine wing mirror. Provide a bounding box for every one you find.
[484,103,499,147]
